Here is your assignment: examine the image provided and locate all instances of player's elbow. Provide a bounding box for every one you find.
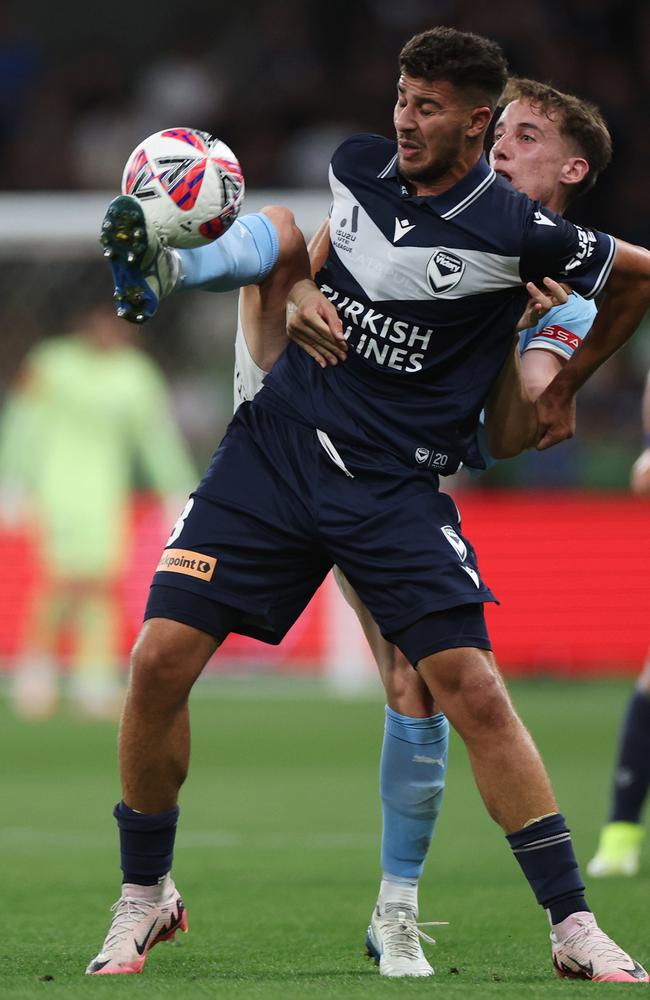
[609,241,650,300]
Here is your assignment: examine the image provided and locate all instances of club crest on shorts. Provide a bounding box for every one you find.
[441,524,467,561]
[426,248,466,294]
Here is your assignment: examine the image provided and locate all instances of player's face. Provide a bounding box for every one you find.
[394,75,481,192]
[490,99,583,212]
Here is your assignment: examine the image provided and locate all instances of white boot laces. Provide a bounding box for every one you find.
[382,908,448,959]
[562,921,630,965]
[103,896,157,950]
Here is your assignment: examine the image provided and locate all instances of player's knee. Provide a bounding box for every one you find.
[424,649,513,731]
[383,649,436,716]
[129,628,199,707]
[454,670,517,738]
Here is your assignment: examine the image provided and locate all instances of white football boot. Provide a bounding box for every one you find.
[365,901,446,977]
[100,195,180,324]
[86,875,188,974]
[551,912,648,983]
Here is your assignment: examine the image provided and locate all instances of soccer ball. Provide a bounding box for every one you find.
[121,128,245,248]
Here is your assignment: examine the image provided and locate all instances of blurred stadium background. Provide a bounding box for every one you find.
[1,0,650,690]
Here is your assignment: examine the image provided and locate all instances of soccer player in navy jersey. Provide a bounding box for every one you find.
[588,370,650,878]
[88,28,650,983]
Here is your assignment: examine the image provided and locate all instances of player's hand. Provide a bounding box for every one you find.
[287,279,348,368]
[534,382,576,450]
[631,448,650,495]
[516,277,570,332]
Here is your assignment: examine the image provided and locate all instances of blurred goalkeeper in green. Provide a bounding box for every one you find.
[0,302,196,719]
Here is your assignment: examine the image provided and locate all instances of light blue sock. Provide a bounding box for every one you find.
[380,706,448,881]
[177,213,279,291]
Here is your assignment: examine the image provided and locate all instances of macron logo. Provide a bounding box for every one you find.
[534,210,556,227]
[393,217,415,242]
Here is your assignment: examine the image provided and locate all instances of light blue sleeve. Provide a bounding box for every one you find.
[470,294,597,473]
[518,292,597,359]
[177,213,280,291]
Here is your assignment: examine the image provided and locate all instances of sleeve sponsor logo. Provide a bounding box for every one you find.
[564,225,597,272]
[156,548,217,581]
[538,325,580,350]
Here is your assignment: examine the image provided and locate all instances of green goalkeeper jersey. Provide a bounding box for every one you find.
[0,333,196,576]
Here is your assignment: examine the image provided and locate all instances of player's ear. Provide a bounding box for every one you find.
[466,106,493,139]
[561,157,590,189]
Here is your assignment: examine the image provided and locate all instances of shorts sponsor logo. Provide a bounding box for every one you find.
[538,325,580,350]
[426,248,466,294]
[156,548,216,581]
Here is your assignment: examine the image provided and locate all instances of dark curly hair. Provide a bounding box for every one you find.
[500,77,612,199]
[399,27,509,111]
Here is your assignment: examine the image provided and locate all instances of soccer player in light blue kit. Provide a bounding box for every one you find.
[89,33,650,984]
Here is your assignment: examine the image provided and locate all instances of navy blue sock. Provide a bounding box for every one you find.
[507,813,590,924]
[609,688,650,824]
[114,801,179,885]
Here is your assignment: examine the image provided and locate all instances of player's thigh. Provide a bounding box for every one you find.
[333,565,434,717]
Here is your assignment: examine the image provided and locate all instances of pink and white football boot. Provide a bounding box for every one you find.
[551,912,648,983]
[86,875,187,975]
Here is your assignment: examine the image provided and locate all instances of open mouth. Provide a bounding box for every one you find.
[398,139,419,152]
[495,168,513,183]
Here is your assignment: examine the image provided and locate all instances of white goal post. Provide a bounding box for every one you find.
[0,189,332,256]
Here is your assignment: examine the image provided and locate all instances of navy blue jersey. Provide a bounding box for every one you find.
[263,133,614,472]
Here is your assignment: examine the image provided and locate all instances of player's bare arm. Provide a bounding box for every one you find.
[286,219,349,368]
[536,239,650,450]
[484,277,568,458]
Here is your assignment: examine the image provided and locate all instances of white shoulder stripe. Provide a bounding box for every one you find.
[377,153,398,179]
[440,169,497,220]
[585,234,616,299]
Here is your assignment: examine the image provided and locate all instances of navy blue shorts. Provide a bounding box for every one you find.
[145,394,496,664]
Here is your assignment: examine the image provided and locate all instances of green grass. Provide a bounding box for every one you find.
[1,678,647,998]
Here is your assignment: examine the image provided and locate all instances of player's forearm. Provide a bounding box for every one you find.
[484,337,538,459]
[308,220,330,278]
[545,241,650,400]
[541,285,650,404]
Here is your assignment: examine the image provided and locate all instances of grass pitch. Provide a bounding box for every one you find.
[1,677,647,998]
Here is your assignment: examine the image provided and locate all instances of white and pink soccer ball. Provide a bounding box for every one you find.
[121,128,244,248]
